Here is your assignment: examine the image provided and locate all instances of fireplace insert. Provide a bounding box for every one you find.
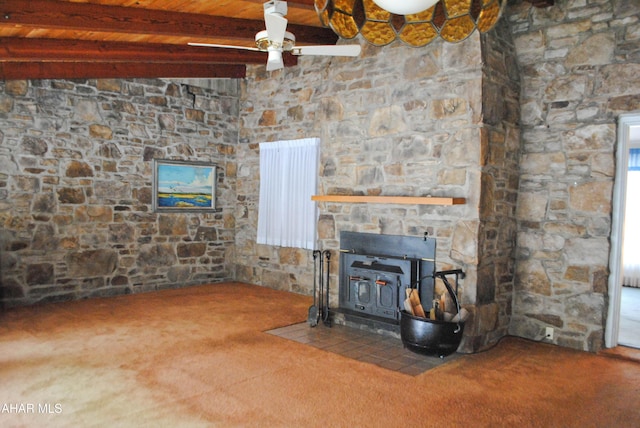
[337,232,436,325]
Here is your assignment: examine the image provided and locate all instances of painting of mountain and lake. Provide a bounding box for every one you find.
[152,160,217,212]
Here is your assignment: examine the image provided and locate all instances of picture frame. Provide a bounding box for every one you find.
[152,159,218,213]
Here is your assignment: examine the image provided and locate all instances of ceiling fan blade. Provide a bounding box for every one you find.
[188,42,261,52]
[292,45,362,57]
[264,13,288,46]
[266,49,284,71]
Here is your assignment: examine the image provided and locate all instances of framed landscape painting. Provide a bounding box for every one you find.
[152,159,218,212]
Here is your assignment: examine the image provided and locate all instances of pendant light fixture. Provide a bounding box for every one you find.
[314,0,506,47]
[372,0,439,15]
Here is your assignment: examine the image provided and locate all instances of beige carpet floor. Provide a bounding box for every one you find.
[1,282,639,427]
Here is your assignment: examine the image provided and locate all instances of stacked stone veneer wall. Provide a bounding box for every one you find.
[473,22,522,348]
[507,0,640,351]
[236,22,520,352]
[0,79,238,307]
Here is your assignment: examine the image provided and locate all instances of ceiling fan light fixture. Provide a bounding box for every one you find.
[266,48,284,71]
[372,0,439,15]
[255,30,296,51]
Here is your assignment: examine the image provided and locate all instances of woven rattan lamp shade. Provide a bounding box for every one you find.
[314,0,505,47]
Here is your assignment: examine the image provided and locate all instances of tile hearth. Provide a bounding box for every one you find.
[267,322,461,376]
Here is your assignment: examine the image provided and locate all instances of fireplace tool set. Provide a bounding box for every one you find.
[308,250,331,328]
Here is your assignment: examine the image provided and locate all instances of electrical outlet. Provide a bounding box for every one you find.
[545,327,554,340]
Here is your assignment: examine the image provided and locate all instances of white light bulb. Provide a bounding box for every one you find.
[372,0,439,15]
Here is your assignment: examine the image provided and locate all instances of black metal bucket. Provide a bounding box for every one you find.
[400,269,465,358]
[400,310,464,357]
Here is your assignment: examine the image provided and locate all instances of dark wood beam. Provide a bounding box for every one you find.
[0,38,298,78]
[0,38,269,64]
[245,0,316,9]
[0,0,337,45]
[0,62,248,80]
[264,0,316,7]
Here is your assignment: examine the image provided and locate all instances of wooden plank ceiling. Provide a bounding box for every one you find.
[0,0,334,79]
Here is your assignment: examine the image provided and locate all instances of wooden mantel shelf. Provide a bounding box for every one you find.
[311,195,466,205]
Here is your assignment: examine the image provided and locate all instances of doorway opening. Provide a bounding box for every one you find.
[606,113,640,349]
[620,287,640,347]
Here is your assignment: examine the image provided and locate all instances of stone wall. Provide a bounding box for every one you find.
[236,23,520,351]
[472,20,522,348]
[3,0,636,354]
[0,78,238,306]
[507,0,640,351]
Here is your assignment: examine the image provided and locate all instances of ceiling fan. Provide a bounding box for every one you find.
[188,1,362,71]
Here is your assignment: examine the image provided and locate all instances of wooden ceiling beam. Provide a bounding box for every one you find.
[0,38,271,64]
[243,0,316,7]
[0,0,337,45]
[0,62,248,80]
[262,0,316,7]
[0,37,300,79]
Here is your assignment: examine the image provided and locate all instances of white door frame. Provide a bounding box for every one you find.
[606,113,640,348]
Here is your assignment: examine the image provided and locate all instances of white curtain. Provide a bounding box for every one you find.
[257,138,319,250]
[623,162,640,287]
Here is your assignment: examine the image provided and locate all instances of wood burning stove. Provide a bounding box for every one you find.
[337,232,436,325]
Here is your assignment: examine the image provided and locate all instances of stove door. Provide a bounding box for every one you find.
[376,275,398,318]
[354,280,371,304]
